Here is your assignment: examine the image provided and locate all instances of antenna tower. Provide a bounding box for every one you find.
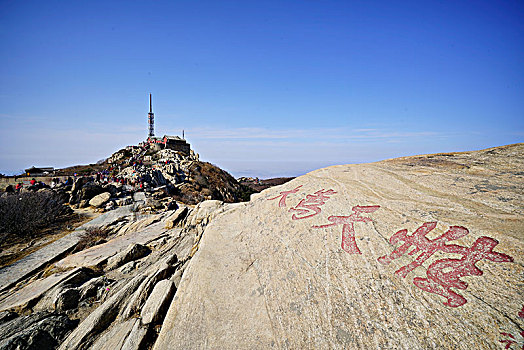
[148,94,155,137]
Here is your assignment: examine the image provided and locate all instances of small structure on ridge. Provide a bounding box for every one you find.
[141,94,190,154]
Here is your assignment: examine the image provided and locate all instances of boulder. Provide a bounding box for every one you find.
[106,243,151,271]
[78,182,104,202]
[153,144,524,349]
[89,192,111,208]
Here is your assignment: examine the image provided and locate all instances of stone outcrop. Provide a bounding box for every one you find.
[0,311,77,350]
[154,144,524,349]
[0,143,522,349]
[105,243,151,271]
[102,145,249,204]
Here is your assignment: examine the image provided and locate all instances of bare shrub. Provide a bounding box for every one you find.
[74,226,111,252]
[0,191,72,242]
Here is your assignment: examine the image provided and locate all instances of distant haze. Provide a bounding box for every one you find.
[1,1,522,177]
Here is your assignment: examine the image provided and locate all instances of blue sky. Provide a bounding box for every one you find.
[1,1,523,177]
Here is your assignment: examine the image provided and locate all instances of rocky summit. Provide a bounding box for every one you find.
[0,144,523,349]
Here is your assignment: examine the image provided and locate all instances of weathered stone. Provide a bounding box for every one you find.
[184,200,223,228]
[121,319,148,350]
[90,318,136,350]
[0,268,86,312]
[147,198,164,210]
[106,243,151,271]
[119,261,174,320]
[0,311,17,324]
[55,288,80,311]
[89,192,111,207]
[105,200,115,211]
[154,144,524,349]
[140,279,175,325]
[71,177,86,194]
[132,192,146,204]
[81,205,133,230]
[79,182,104,203]
[30,268,91,313]
[164,206,188,229]
[116,197,133,206]
[169,269,183,289]
[117,215,161,236]
[165,200,178,211]
[0,206,133,293]
[56,221,170,269]
[146,235,169,249]
[58,273,146,350]
[119,261,137,274]
[0,312,76,350]
[169,259,190,289]
[78,276,111,300]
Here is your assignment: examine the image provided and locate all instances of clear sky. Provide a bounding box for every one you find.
[1,0,523,178]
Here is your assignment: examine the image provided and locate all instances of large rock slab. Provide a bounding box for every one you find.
[0,206,131,292]
[140,279,175,325]
[58,273,146,350]
[154,144,524,349]
[0,268,86,312]
[81,205,133,229]
[106,243,151,271]
[56,222,173,269]
[90,318,136,350]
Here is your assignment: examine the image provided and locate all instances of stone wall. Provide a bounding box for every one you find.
[0,176,71,187]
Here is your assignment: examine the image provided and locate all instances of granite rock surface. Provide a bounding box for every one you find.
[1,144,522,350]
[154,144,524,349]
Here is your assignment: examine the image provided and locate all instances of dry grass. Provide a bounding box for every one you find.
[73,226,112,253]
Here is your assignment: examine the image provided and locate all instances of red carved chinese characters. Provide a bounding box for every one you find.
[267,185,303,208]
[288,189,337,220]
[499,307,524,349]
[500,333,516,349]
[313,205,380,254]
[500,331,524,349]
[378,222,468,277]
[413,236,513,307]
[379,222,514,307]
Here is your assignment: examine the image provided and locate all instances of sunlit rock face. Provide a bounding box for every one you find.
[154,143,523,349]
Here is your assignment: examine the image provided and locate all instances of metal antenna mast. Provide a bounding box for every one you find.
[148,94,155,137]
